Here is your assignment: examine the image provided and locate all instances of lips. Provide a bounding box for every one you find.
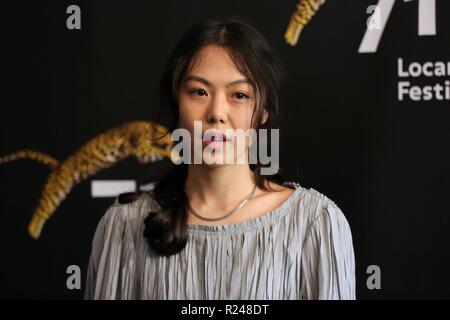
[202,130,230,142]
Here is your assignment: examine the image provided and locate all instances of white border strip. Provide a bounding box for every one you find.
[91,180,137,198]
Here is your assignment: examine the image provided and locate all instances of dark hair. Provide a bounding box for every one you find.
[133,16,292,256]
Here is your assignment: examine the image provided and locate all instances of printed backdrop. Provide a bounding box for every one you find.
[1,0,449,299]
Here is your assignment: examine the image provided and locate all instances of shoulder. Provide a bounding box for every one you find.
[299,185,354,257]
[88,183,161,264]
[86,183,159,299]
[95,182,160,236]
[288,182,352,236]
[294,184,356,299]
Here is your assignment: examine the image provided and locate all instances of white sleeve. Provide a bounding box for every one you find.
[300,201,356,299]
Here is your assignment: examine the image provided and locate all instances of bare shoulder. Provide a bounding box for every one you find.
[261,180,296,196]
[250,180,296,211]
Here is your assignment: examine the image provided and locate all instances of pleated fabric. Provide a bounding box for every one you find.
[84,182,355,300]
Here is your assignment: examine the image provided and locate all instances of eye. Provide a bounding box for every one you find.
[189,89,208,97]
[233,92,250,100]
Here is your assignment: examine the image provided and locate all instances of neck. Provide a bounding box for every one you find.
[184,164,257,212]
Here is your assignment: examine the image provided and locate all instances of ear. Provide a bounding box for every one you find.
[261,110,269,125]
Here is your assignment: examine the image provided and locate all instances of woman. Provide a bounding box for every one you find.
[84,16,355,300]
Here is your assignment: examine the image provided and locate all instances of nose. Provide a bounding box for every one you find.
[205,93,227,124]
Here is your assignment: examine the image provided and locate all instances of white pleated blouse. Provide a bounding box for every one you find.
[84,182,356,300]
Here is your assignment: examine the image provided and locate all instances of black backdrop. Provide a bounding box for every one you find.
[1,0,449,299]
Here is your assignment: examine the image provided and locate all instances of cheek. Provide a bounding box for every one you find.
[178,97,196,126]
[231,107,255,129]
[177,101,204,144]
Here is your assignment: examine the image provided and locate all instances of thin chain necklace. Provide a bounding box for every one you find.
[186,184,258,222]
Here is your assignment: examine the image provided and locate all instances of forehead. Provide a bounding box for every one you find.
[185,45,249,83]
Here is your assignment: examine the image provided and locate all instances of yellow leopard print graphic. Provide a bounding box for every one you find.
[0,121,175,239]
[0,150,59,169]
[285,0,326,46]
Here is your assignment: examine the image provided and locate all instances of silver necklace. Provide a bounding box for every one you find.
[187,184,257,222]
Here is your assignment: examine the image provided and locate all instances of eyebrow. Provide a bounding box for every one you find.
[183,75,251,88]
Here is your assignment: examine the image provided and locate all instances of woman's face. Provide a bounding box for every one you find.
[177,44,267,166]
